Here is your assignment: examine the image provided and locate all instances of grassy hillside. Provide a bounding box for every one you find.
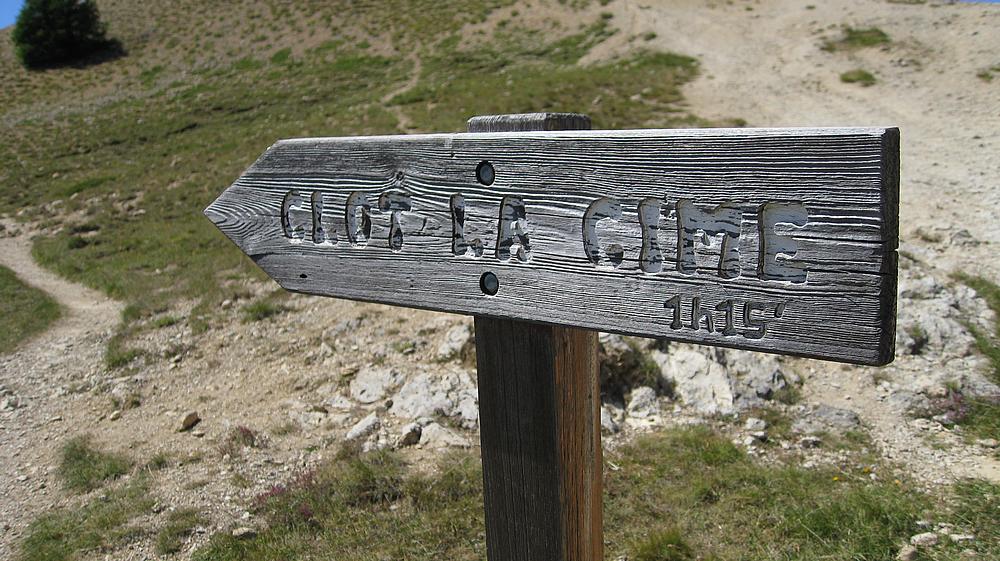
[0,0,726,365]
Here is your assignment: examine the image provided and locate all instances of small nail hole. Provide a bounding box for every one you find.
[476,161,495,186]
[480,272,499,296]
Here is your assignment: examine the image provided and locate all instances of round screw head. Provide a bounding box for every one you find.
[476,161,495,185]
[480,271,499,296]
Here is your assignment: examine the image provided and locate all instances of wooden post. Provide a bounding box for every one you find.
[470,113,603,561]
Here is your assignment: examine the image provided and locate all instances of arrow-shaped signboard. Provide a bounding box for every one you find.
[206,127,898,365]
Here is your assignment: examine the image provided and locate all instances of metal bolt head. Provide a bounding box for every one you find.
[480,272,499,296]
[476,161,495,185]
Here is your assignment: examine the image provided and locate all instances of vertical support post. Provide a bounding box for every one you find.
[470,113,603,561]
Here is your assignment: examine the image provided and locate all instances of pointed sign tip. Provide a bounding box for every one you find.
[203,200,225,226]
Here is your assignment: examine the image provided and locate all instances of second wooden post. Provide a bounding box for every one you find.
[470,113,603,561]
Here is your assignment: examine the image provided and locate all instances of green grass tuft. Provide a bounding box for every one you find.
[270,48,292,64]
[194,449,481,560]
[20,477,154,561]
[219,425,264,457]
[104,331,144,369]
[61,175,114,197]
[58,436,131,493]
[823,27,891,52]
[954,273,1000,382]
[145,451,173,471]
[153,315,181,328]
[241,300,286,322]
[841,69,877,86]
[963,399,1000,446]
[155,508,206,555]
[0,264,61,354]
[632,528,697,561]
[950,480,1000,558]
[604,427,926,559]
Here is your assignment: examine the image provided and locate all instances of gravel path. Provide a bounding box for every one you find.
[0,220,123,558]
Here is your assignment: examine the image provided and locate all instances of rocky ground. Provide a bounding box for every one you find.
[2,1,1000,560]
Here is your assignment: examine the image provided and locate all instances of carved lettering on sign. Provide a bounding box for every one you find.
[281,190,308,242]
[583,197,623,268]
[714,299,737,336]
[758,202,809,283]
[311,191,334,245]
[496,196,531,262]
[378,191,412,252]
[451,194,484,258]
[689,296,714,332]
[275,190,813,287]
[638,198,663,273]
[345,192,372,247]
[664,294,786,340]
[675,199,741,278]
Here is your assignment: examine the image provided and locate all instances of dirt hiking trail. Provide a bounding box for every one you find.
[0,220,122,557]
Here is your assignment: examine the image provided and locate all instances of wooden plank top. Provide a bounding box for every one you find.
[205,126,899,365]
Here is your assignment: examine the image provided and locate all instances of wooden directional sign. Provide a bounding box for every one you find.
[205,126,899,365]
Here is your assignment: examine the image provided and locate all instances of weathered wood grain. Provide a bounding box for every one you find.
[475,317,602,561]
[472,113,603,561]
[205,125,899,364]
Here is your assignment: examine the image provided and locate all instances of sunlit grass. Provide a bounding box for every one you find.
[191,426,1000,561]
[0,264,60,354]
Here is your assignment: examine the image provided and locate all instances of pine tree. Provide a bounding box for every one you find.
[12,0,113,68]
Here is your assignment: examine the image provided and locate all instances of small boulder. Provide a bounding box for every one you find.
[232,527,257,539]
[792,405,861,435]
[896,544,918,561]
[600,406,621,434]
[738,357,788,401]
[419,423,469,448]
[390,372,454,419]
[349,367,402,404]
[910,532,939,547]
[744,417,767,431]
[453,390,480,429]
[949,534,975,544]
[436,324,472,360]
[325,394,354,411]
[799,436,822,449]
[626,386,658,418]
[398,422,422,447]
[178,411,200,432]
[346,412,380,441]
[652,346,735,415]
